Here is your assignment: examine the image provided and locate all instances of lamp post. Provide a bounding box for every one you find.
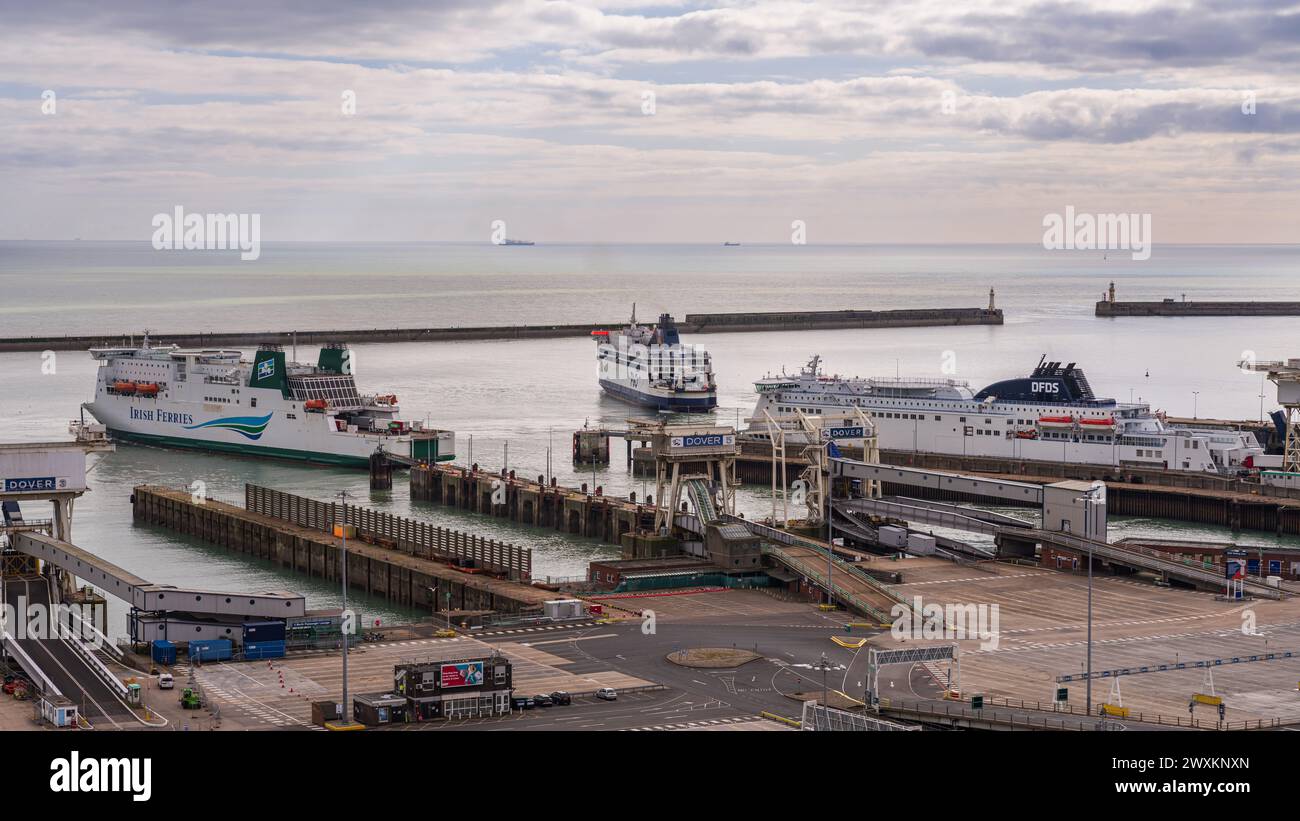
[1192,391,1200,420]
[1075,484,1103,717]
[336,489,353,726]
[825,439,835,606]
[813,652,831,707]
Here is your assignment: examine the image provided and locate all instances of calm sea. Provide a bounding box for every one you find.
[3,241,1299,634]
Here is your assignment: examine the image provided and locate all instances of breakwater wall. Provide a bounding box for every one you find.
[0,307,1002,352]
[1097,300,1300,317]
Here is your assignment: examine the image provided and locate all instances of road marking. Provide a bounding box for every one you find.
[521,632,616,647]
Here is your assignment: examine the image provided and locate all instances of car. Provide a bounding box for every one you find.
[595,687,618,701]
[157,673,175,690]
[533,693,554,707]
[511,696,534,710]
[433,629,457,638]
[549,691,571,706]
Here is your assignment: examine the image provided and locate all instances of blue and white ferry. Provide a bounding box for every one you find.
[593,308,717,412]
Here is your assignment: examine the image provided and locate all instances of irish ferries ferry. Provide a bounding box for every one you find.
[593,309,717,412]
[83,337,455,467]
[744,355,1262,474]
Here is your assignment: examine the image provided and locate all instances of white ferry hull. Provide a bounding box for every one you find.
[87,395,419,466]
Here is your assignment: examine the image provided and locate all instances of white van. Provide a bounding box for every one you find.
[595,687,618,701]
[158,673,175,690]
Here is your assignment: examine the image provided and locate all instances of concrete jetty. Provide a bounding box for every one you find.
[1096,282,1300,317]
[132,484,553,614]
[0,306,1003,352]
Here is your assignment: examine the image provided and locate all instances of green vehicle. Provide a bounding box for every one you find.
[180,688,203,710]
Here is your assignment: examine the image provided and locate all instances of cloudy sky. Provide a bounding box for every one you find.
[2,0,1298,243]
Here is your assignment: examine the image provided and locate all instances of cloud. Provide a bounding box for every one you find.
[1,0,1299,241]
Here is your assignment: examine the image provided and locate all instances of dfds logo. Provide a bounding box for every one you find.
[257,359,275,379]
[1031,381,1060,394]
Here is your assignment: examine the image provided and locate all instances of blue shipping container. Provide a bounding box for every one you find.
[189,639,233,663]
[244,640,286,660]
[151,639,176,666]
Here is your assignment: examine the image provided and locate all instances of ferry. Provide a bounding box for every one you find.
[593,308,717,412]
[743,355,1262,474]
[82,336,455,467]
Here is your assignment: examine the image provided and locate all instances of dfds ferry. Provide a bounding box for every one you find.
[744,355,1262,474]
[593,308,717,412]
[84,336,454,467]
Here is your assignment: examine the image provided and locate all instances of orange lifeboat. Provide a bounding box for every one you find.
[374,394,398,405]
[304,399,328,411]
[136,383,160,396]
[113,381,138,395]
[1038,415,1074,426]
[1079,417,1116,427]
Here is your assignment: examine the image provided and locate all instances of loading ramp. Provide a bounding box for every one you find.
[1,576,133,727]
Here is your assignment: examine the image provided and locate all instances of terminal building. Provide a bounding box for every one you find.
[392,653,513,720]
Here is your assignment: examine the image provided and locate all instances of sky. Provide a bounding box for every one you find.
[1,0,1298,243]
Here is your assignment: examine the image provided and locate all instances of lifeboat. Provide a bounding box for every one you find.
[113,381,138,395]
[136,383,160,396]
[374,394,398,406]
[590,330,609,337]
[1079,417,1116,427]
[1014,429,1039,440]
[1037,415,1074,427]
[304,399,328,411]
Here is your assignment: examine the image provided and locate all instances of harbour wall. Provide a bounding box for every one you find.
[0,307,1003,352]
[1097,300,1300,317]
[131,485,555,614]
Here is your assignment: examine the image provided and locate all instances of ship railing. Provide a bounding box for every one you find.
[868,377,970,388]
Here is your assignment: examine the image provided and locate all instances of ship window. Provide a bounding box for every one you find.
[959,417,966,423]
[934,416,941,421]
[251,398,257,407]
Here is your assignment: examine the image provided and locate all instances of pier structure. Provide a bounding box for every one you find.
[723,440,1300,538]
[1239,356,1300,472]
[0,304,1004,353]
[1097,283,1300,317]
[133,485,551,614]
[570,420,657,467]
[410,463,652,543]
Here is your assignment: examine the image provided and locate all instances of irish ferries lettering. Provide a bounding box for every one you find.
[130,407,194,425]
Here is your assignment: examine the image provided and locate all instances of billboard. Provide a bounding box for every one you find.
[1225,548,1248,580]
[440,661,485,689]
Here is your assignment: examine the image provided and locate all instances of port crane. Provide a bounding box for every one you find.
[1238,356,1300,471]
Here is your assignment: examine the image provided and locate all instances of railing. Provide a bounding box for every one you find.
[245,484,531,579]
[763,544,893,622]
[0,631,61,697]
[740,518,908,604]
[65,635,129,699]
[946,696,1299,731]
[1023,527,1282,598]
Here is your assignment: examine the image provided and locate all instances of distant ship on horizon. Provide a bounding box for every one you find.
[723,241,740,246]
[502,238,535,246]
